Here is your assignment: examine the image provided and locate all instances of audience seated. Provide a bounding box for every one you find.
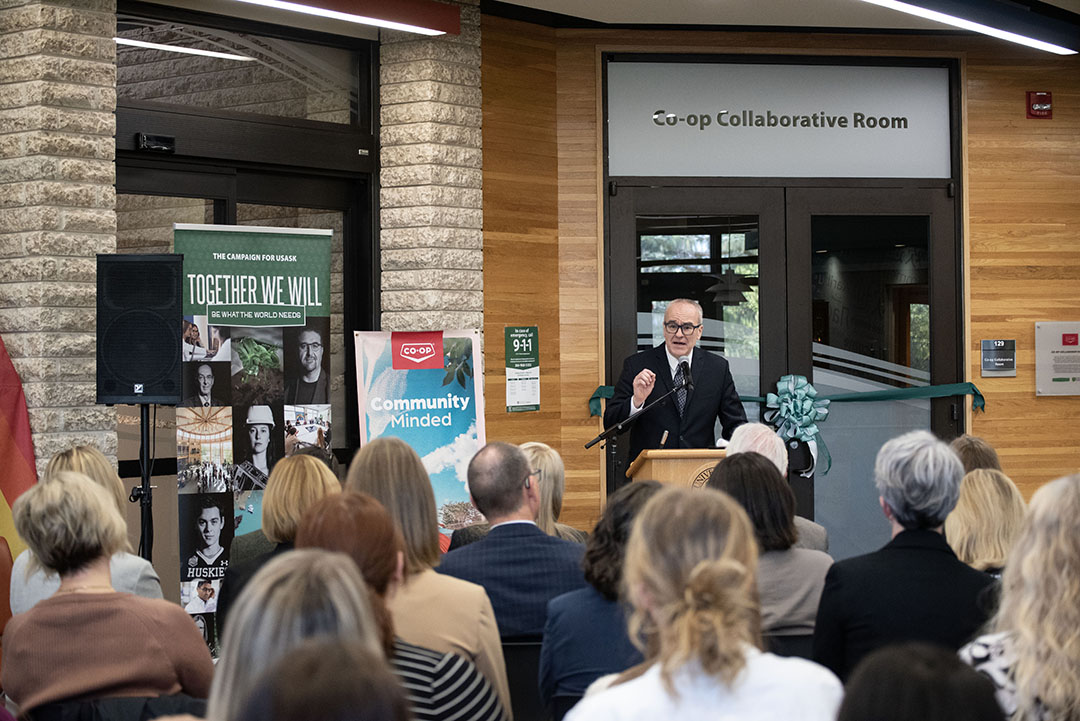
[345,436,510,709]
[838,642,1003,721]
[949,433,1003,474]
[437,442,587,638]
[812,430,997,680]
[237,639,410,721]
[960,473,1080,721]
[566,486,841,720]
[539,481,661,712]
[296,492,509,721]
[206,549,382,721]
[708,452,832,639]
[944,468,1026,578]
[726,423,828,552]
[451,442,587,549]
[10,446,162,614]
[216,454,340,636]
[1,472,213,713]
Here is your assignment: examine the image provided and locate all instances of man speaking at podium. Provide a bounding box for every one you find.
[604,298,746,462]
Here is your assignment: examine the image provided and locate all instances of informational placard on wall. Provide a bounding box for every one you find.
[607,61,952,178]
[1035,321,1080,396]
[174,223,332,653]
[355,329,487,537]
[505,326,540,412]
[981,339,1016,377]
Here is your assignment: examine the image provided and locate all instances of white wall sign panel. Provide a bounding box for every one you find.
[607,62,952,178]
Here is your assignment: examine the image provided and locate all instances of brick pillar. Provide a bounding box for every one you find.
[0,0,118,475]
[379,0,482,332]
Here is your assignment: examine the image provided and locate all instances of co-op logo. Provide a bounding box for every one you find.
[400,342,436,364]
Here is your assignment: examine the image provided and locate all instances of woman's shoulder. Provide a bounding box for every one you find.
[409,566,489,603]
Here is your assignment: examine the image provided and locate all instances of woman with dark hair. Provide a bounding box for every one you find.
[539,481,663,711]
[838,643,1003,721]
[950,434,1003,474]
[296,492,509,721]
[237,639,411,721]
[707,452,832,638]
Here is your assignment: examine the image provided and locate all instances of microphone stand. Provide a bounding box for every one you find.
[585,377,691,490]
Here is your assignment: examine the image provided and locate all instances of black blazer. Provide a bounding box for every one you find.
[603,345,746,461]
[811,529,997,680]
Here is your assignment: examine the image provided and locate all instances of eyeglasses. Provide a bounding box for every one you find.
[663,321,702,335]
[524,469,541,488]
[299,342,323,352]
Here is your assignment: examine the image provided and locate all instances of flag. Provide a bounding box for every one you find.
[0,334,37,558]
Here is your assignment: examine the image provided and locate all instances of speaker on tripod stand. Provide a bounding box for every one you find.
[97,254,183,562]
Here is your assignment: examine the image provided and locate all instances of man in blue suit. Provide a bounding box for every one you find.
[437,442,586,638]
[604,298,746,462]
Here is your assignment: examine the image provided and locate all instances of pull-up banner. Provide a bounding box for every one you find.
[606,61,952,178]
[356,330,487,539]
[174,223,332,655]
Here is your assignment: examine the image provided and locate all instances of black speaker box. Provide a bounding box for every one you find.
[97,254,183,405]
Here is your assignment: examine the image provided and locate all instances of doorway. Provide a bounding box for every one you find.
[607,182,961,560]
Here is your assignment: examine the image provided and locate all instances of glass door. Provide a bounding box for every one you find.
[787,187,960,560]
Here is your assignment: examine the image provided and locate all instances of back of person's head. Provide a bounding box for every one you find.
[345,436,439,574]
[838,642,1003,721]
[944,468,1026,571]
[46,445,126,514]
[726,423,788,475]
[707,452,797,552]
[583,480,663,601]
[208,549,381,721]
[466,442,531,520]
[14,470,129,575]
[995,473,1080,721]
[949,434,1002,474]
[874,430,963,530]
[293,444,343,480]
[237,639,410,721]
[622,485,760,692]
[520,441,565,535]
[263,454,342,544]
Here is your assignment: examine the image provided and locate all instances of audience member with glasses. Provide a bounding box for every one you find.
[603,298,746,464]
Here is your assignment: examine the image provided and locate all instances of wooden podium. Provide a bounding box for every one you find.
[625,448,727,489]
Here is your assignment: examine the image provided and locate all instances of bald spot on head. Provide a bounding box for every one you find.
[467,442,531,520]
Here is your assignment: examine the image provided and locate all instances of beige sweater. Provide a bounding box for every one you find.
[1,592,214,712]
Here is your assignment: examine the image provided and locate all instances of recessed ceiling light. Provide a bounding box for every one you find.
[115,37,255,61]
[857,0,1077,55]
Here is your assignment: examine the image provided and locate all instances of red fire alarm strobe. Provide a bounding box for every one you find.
[1027,91,1052,119]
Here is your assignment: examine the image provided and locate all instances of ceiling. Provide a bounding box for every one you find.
[490,0,1080,32]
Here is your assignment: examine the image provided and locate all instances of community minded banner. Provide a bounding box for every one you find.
[175,224,332,652]
[355,330,486,537]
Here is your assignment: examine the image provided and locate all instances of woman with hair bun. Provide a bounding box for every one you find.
[566,486,841,721]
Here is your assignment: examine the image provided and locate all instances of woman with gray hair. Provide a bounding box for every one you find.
[811,430,997,680]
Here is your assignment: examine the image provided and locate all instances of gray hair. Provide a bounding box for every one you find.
[667,298,703,324]
[874,430,963,530]
[727,423,788,475]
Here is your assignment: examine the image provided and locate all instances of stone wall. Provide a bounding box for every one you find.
[0,0,118,476]
[379,0,483,332]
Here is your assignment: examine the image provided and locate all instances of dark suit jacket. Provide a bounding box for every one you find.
[216,541,293,639]
[436,523,586,638]
[448,522,588,551]
[812,529,996,680]
[180,395,226,408]
[603,345,746,461]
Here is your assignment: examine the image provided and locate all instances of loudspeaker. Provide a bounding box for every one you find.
[97,254,183,405]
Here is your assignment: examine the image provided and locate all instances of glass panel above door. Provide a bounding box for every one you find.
[636,214,761,422]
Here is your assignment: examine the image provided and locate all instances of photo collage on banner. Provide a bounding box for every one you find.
[176,224,332,655]
[355,330,486,546]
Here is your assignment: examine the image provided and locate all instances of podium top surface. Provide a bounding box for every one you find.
[626,448,728,478]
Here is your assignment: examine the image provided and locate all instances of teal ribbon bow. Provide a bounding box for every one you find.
[589,386,614,417]
[764,374,833,473]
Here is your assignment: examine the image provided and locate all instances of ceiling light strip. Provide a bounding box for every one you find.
[227,0,446,35]
[859,0,1077,55]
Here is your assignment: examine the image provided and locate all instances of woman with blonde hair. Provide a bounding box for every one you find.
[960,474,1080,721]
[2,472,212,713]
[945,468,1026,577]
[522,441,588,543]
[216,453,341,634]
[10,445,162,613]
[207,549,382,721]
[566,486,841,720]
[346,437,510,710]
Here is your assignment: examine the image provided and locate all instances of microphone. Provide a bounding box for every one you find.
[678,360,694,390]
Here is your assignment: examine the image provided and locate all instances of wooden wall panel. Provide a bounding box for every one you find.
[482,20,1080,526]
